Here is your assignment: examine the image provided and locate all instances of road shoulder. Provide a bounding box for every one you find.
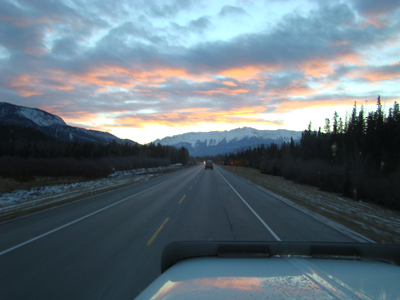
[219,165,400,244]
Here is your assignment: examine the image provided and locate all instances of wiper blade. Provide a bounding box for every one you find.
[218,244,270,258]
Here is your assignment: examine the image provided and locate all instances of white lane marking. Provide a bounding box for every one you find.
[254,185,374,243]
[216,168,281,241]
[218,168,373,243]
[0,174,181,256]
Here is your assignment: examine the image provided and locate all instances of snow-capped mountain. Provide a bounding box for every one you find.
[0,102,136,145]
[153,127,302,156]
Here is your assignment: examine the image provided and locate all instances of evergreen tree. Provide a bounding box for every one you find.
[324,118,331,134]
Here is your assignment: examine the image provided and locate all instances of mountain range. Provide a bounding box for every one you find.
[0,102,136,145]
[153,127,302,156]
[1,102,302,156]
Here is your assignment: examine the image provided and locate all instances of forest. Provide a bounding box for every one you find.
[0,126,189,179]
[218,97,400,210]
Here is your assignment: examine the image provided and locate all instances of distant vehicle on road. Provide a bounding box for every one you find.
[205,160,214,170]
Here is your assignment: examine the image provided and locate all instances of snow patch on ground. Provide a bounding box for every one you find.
[0,165,181,219]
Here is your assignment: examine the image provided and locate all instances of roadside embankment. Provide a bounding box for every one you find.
[0,165,184,222]
[220,165,400,244]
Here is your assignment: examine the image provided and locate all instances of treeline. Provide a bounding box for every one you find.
[220,97,400,210]
[0,125,189,179]
[0,156,171,180]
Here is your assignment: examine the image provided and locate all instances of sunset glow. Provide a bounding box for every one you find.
[1,0,399,144]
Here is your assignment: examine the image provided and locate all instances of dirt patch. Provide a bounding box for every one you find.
[220,165,400,244]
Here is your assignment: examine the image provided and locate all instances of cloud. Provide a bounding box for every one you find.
[181,3,368,75]
[144,0,197,18]
[51,37,81,58]
[348,0,400,28]
[345,62,400,82]
[0,0,399,143]
[189,16,211,33]
[350,0,400,16]
[219,5,248,17]
[110,107,282,129]
[169,16,212,38]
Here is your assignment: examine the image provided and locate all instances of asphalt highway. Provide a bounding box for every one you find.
[0,165,357,299]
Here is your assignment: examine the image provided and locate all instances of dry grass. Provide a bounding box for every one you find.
[220,165,400,244]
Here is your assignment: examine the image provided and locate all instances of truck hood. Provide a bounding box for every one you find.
[136,256,400,299]
[135,241,400,299]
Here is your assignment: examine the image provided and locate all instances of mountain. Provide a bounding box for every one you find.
[152,127,302,156]
[0,102,136,145]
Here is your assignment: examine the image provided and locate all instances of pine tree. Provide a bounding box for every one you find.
[332,111,339,135]
[324,118,331,134]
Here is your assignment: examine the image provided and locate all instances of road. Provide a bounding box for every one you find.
[0,164,357,299]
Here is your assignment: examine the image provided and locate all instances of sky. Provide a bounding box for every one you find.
[1,0,399,144]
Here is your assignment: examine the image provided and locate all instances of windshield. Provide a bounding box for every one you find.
[0,0,399,299]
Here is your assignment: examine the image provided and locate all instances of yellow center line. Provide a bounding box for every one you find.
[146,217,169,246]
[179,195,186,204]
[189,185,193,190]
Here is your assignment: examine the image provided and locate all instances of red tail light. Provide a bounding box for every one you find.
[212,163,214,165]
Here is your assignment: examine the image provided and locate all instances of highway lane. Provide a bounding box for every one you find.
[0,164,356,299]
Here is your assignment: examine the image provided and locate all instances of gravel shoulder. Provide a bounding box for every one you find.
[220,165,400,244]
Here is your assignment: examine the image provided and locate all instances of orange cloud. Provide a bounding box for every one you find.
[299,52,364,78]
[8,74,43,97]
[194,88,250,96]
[300,58,335,78]
[346,63,400,82]
[274,98,361,114]
[331,40,351,46]
[8,47,366,102]
[56,85,74,91]
[111,106,281,129]
[38,63,261,100]
[359,12,391,29]
[177,107,212,112]
[268,80,314,97]
[9,72,77,95]
[359,72,400,82]
[219,65,276,81]
[42,64,213,92]
[222,81,237,87]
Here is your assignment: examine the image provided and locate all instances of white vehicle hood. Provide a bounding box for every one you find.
[136,256,400,299]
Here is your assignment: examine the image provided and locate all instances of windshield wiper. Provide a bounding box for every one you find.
[218,244,270,258]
